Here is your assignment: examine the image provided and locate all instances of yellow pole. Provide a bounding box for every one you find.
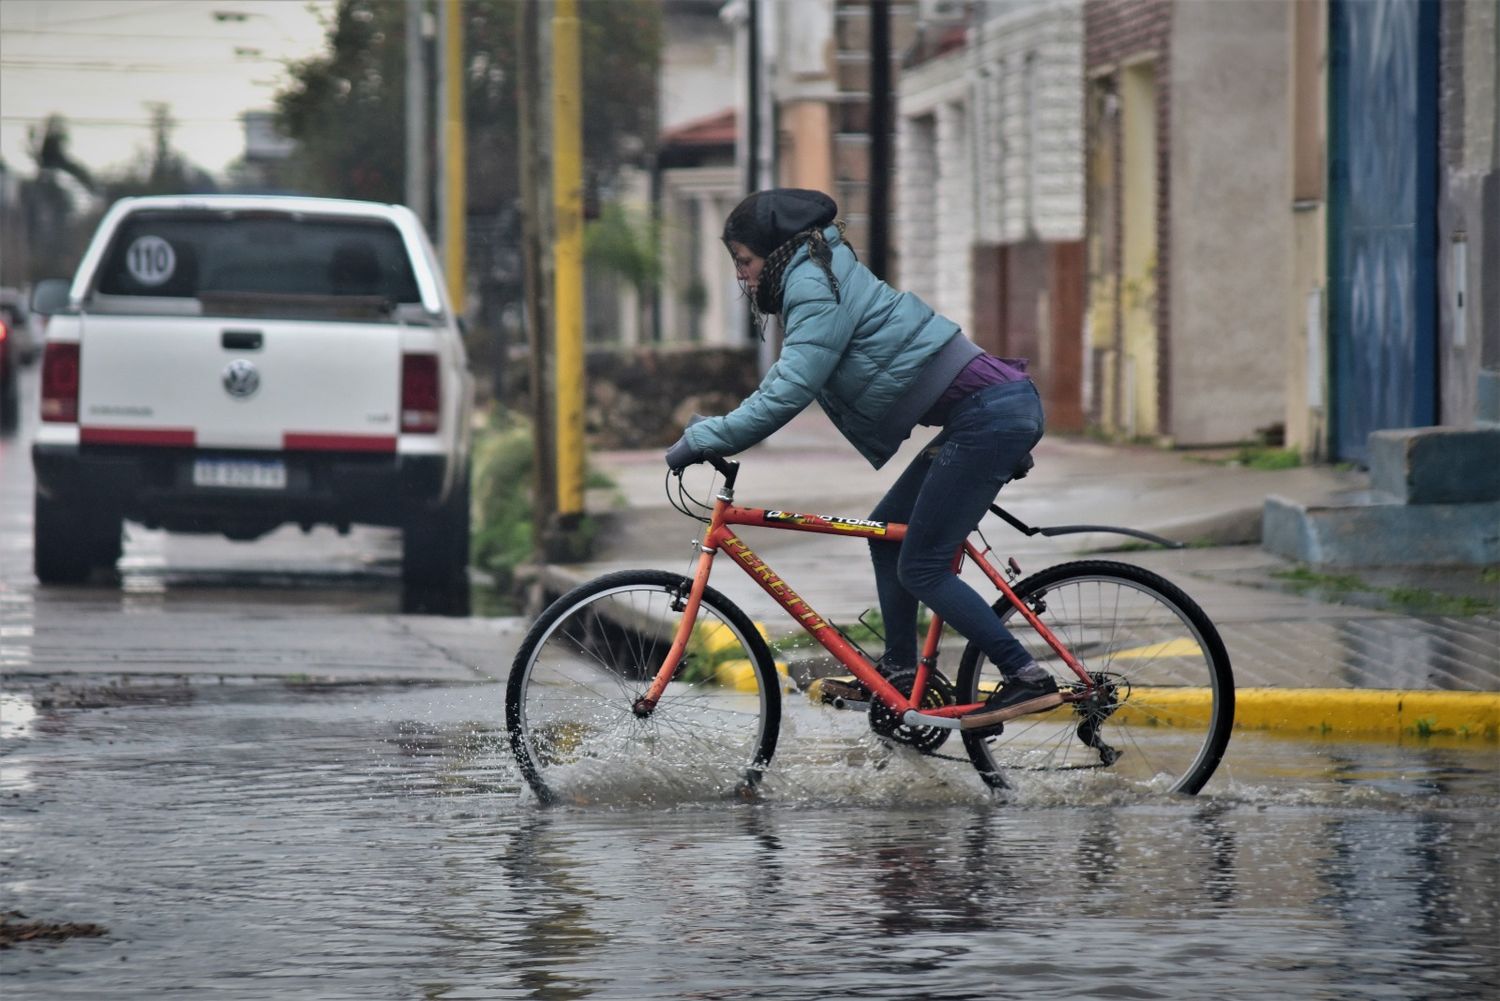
[552,0,584,518]
[442,0,466,312]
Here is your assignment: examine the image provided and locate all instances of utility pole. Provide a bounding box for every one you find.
[438,0,465,312]
[404,0,430,230]
[551,0,585,537]
[868,0,891,280]
[518,0,555,552]
[745,0,760,195]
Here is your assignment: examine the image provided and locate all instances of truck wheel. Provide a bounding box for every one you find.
[401,466,472,617]
[0,365,18,434]
[89,509,124,571]
[34,492,94,584]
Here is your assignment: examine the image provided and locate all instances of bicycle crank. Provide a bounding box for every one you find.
[868,668,955,754]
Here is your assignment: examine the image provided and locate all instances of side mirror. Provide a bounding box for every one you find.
[31,279,72,316]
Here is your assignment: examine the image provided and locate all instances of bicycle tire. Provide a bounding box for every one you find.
[506,570,782,804]
[956,560,1234,795]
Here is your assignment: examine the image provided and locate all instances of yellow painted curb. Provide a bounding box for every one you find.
[715,659,792,693]
[1232,688,1500,741]
[796,681,1500,742]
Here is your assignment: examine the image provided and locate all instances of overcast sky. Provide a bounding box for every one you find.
[0,0,335,179]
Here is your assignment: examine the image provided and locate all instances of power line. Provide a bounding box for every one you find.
[2,114,260,126]
[7,1,203,31]
[1,57,290,73]
[1,26,290,43]
[0,1,327,43]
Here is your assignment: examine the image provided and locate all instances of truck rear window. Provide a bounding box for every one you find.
[95,212,422,305]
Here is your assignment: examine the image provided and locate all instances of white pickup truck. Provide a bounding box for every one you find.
[30,194,475,615]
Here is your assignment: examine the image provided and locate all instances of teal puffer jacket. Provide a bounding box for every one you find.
[684,227,967,469]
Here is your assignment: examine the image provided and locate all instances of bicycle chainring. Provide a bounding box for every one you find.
[868,668,956,754]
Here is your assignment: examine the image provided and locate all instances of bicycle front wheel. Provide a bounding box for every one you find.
[957,560,1234,795]
[505,570,782,804]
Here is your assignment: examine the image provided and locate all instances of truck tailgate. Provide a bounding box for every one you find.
[78,315,402,451]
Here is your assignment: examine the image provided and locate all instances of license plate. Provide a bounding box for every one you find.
[192,458,287,490]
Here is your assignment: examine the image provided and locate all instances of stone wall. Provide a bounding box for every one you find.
[503,345,764,450]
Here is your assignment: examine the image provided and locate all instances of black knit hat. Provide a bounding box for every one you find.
[722,189,838,257]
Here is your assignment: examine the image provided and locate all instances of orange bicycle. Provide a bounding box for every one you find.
[505,456,1234,804]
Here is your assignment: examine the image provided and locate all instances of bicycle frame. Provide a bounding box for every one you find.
[633,459,1095,733]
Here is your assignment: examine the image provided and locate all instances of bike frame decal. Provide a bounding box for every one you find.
[712,522,916,710]
[764,510,889,536]
[723,505,907,543]
[718,532,828,633]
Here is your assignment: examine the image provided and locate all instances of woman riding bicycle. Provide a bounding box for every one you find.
[665,188,1058,721]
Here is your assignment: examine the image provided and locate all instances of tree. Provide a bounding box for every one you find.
[18,117,98,282]
[104,104,219,198]
[273,0,662,213]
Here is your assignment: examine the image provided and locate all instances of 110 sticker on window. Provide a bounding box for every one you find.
[126,235,177,286]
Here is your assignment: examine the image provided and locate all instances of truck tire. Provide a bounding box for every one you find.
[90,508,124,571]
[401,465,472,617]
[0,363,18,434]
[34,492,96,584]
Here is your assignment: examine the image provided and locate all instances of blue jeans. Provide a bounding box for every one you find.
[868,379,1044,676]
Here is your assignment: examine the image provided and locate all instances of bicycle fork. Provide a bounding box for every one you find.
[631,538,718,718]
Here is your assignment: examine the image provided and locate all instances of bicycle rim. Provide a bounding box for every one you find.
[958,561,1234,795]
[506,570,781,805]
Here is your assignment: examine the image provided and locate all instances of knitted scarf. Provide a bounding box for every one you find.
[752,220,846,319]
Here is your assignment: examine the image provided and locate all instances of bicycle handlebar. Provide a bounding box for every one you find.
[703,453,739,489]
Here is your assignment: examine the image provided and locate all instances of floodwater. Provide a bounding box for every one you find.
[2,682,1497,1000]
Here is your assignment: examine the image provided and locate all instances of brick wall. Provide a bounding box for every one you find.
[1084,0,1173,432]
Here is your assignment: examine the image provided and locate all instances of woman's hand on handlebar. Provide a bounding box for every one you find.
[664,434,704,473]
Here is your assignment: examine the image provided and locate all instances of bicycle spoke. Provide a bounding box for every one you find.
[960,561,1233,795]
[506,572,781,802]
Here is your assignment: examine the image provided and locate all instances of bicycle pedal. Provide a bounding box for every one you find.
[808,677,871,710]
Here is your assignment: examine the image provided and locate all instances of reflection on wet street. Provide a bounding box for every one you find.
[2,683,1496,999]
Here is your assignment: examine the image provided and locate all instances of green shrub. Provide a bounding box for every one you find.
[471,411,538,592]
[470,409,612,592]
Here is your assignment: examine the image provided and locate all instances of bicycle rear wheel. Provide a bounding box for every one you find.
[506,570,782,804]
[956,560,1233,795]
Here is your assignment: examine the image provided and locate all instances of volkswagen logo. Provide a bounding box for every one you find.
[222,358,261,398]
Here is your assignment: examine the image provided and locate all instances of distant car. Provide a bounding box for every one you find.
[29,194,476,614]
[0,287,42,365]
[0,305,17,433]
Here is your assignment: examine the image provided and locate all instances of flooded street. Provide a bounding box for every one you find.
[3,682,1496,1000]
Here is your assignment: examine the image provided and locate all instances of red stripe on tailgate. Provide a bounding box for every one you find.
[81,426,196,446]
[283,433,397,453]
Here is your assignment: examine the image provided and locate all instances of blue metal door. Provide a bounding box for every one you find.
[1327,0,1439,464]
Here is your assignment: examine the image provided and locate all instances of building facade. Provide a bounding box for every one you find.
[897,0,1087,431]
[1284,0,1498,462]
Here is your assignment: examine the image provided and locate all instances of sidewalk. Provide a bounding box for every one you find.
[552,408,1500,742]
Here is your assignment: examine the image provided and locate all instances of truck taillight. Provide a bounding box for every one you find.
[401,353,440,433]
[41,342,80,423]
